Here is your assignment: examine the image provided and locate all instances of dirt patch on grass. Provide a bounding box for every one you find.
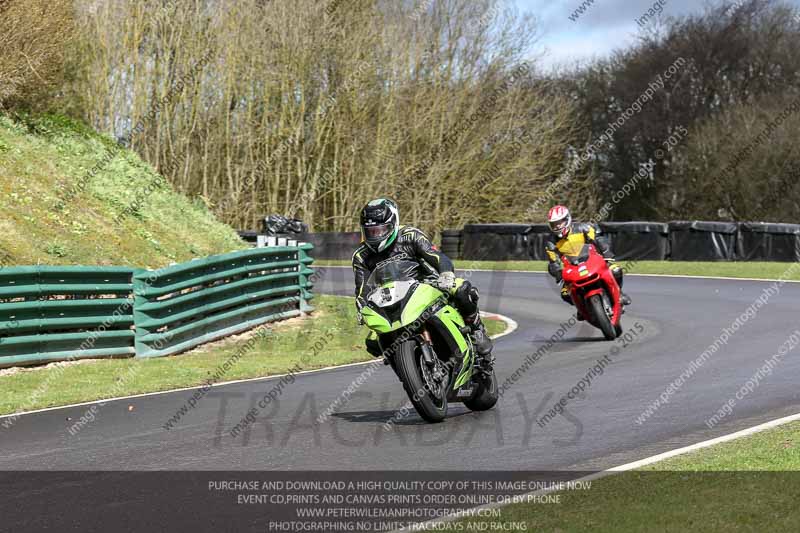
[189,310,319,354]
[0,357,101,377]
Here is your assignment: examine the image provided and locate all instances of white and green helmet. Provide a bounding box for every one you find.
[360,198,399,253]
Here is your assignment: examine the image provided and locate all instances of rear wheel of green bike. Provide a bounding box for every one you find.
[464,369,498,412]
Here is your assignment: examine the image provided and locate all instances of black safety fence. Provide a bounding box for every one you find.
[738,223,800,262]
[458,222,672,262]
[668,221,738,261]
[239,222,800,262]
[600,222,669,261]
[297,232,362,260]
[526,224,552,261]
[460,224,532,261]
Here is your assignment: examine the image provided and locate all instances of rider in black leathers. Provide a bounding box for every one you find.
[352,198,494,366]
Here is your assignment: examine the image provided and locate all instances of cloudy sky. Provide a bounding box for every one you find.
[514,0,800,70]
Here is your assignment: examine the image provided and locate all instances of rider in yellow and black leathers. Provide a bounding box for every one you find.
[544,206,631,307]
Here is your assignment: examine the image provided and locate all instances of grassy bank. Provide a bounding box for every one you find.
[314,259,800,281]
[456,421,800,532]
[0,113,244,268]
[0,295,508,415]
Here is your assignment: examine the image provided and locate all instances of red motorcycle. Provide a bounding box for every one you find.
[561,243,623,340]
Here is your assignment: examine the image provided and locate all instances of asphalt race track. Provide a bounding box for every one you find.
[3,267,800,473]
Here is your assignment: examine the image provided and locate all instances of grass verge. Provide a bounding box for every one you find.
[314,259,800,281]
[456,421,800,532]
[0,295,508,415]
[483,316,507,337]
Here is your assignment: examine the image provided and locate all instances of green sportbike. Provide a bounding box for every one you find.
[360,258,498,422]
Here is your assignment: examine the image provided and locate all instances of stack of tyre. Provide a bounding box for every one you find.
[440,230,462,259]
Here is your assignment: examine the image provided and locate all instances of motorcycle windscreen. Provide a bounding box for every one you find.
[363,258,443,331]
[364,260,417,331]
[566,243,593,264]
[366,280,415,308]
[363,259,421,293]
[562,244,598,283]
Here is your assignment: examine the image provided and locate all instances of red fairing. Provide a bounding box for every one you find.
[561,245,622,327]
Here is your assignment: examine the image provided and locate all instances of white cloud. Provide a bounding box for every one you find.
[515,0,800,70]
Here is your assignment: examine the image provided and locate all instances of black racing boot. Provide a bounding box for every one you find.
[611,267,630,306]
[466,315,494,370]
[478,348,495,371]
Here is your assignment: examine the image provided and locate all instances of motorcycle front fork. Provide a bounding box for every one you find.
[419,329,436,365]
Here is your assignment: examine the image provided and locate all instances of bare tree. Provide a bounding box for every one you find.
[65,0,577,234]
[0,0,76,110]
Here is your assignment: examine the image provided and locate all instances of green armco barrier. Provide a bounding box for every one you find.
[133,245,315,358]
[0,266,137,367]
[0,245,315,366]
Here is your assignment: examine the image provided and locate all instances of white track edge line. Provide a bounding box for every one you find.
[400,411,800,532]
[0,312,517,421]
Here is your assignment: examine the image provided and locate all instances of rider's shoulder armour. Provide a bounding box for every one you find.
[398,225,431,244]
[352,243,370,266]
[572,222,598,240]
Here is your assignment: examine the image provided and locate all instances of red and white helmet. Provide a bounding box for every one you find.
[547,205,572,238]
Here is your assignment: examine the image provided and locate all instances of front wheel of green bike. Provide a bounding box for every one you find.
[395,340,449,423]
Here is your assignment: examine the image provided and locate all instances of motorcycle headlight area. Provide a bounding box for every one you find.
[367,280,415,308]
